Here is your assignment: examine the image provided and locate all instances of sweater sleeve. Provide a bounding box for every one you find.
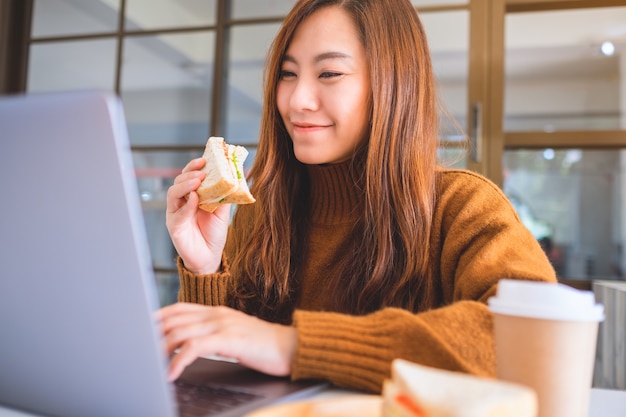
[291,170,557,393]
[177,256,231,306]
[292,302,494,393]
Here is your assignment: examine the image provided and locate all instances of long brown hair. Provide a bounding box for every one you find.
[230,0,439,322]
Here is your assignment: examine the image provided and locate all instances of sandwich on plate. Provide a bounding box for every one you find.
[382,359,537,417]
[194,136,255,212]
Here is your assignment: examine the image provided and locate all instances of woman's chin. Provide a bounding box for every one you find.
[294,151,349,166]
[294,152,326,165]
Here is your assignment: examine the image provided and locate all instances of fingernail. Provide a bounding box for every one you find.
[168,369,177,382]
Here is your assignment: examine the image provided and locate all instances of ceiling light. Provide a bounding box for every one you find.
[543,148,555,161]
[600,41,615,56]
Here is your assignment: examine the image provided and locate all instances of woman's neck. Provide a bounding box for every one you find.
[306,162,363,225]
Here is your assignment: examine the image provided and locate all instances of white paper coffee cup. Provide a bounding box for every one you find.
[488,279,604,417]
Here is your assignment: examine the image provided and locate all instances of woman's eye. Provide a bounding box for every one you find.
[279,70,296,79]
[320,71,342,79]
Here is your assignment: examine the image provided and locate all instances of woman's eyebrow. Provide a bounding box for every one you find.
[282,54,297,64]
[314,51,352,63]
[282,51,352,64]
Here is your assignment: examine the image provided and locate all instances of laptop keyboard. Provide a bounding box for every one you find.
[175,379,265,417]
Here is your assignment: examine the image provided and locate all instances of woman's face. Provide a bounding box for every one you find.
[277,6,371,165]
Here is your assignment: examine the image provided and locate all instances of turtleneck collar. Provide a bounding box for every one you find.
[306,162,363,225]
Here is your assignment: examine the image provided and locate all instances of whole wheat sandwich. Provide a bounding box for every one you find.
[195,136,255,212]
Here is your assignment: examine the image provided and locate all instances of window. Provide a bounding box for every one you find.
[504,149,625,280]
[500,2,626,282]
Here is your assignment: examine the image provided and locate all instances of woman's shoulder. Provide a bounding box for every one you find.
[436,168,508,199]
[436,167,498,187]
[434,167,520,220]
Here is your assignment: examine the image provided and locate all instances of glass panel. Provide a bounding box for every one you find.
[121,32,215,146]
[225,23,282,143]
[231,0,297,19]
[231,0,469,18]
[503,149,626,281]
[155,271,180,307]
[125,0,217,30]
[27,39,116,93]
[134,149,202,207]
[504,7,626,132]
[31,0,120,37]
[134,150,201,276]
[421,10,469,136]
[438,147,467,169]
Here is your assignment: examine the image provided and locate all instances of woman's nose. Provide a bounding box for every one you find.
[289,78,319,112]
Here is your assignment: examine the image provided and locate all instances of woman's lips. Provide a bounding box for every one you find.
[292,122,329,133]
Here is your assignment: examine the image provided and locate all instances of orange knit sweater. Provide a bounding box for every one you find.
[177,164,556,393]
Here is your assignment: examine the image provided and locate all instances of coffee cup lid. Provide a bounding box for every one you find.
[488,279,604,322]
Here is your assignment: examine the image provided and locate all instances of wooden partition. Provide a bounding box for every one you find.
[593,280,626,389]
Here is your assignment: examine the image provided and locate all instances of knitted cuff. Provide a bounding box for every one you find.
[291,309,394,393]
[176,256,230,306]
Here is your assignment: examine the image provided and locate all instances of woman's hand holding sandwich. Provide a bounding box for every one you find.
[166,137,255,274]
[166,157,230,275]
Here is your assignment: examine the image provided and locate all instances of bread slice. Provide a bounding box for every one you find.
[196,137,255,212]
[382,360,537,417]
[196,137,238,204]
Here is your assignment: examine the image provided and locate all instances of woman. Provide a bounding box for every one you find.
[159,0,556,393]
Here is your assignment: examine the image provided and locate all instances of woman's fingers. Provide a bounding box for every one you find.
[211,203,232,224]
[166,175,203,214]
[167,158,206,212]
[157,302,211,333]
[155,304,297,381]
[157,305,237,380]
[173,169,205,186]
[181,157,206,174]
[170,171,205,198]
[158,305,217,353]
[167,336,224,381]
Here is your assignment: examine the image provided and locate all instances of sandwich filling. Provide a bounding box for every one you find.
[195,136,255,212]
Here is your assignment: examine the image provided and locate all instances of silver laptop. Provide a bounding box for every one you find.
[0,91,326,417]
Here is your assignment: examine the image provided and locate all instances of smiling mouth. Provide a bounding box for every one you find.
[292,122,329,131]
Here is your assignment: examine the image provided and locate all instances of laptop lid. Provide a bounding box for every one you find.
[0,91,178,417]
